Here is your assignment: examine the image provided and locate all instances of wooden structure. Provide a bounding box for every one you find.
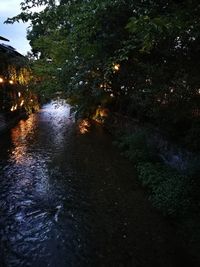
[0,37,35,115]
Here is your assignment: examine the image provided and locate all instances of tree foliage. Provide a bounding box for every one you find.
[6,0,200,149]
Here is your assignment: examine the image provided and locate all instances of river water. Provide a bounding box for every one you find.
[0,102,195,267]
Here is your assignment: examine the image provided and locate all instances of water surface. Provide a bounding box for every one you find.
[0,101,194,267]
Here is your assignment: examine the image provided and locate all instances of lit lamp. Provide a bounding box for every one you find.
[9,80,14,85]
[113,63,120,71]
[0,77,4,83]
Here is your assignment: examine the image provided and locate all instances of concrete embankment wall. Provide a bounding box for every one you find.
[104,112,200,175]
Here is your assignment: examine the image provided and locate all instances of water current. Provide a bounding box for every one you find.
[0,101,195,267]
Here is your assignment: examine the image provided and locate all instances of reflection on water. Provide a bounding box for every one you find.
[0,101,87,267]
[10,115,36,164]
[40,100,72,146]
[78,119,91,134]
[0,101,191,267]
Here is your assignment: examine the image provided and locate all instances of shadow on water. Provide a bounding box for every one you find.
[0,101,197,267]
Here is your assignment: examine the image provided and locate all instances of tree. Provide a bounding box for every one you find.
[6,0,200,148]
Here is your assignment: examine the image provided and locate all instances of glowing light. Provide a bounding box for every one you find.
[10,105,17,111]
[110,93,114,97]
[31,99,33,102]
[9,80,14,84]
[20,100,24,106]
[100,83,111,91]
[198,89,200,94]
[113,63,120,71]
[79,119,90,134]
[0,77,4,83]
[18,92,21,97]
[93,107,109,123]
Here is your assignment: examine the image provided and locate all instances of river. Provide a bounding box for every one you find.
[0,101,195,267]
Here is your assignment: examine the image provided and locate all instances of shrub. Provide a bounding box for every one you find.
[115,128,193,217]
[137,162,190,216]
[114,129,157,163]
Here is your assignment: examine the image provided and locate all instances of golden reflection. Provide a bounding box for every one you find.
[93,107,109,123]
[78,119,91,134]
[11,115,36,164]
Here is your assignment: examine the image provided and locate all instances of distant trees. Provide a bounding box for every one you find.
[6,0,200,149]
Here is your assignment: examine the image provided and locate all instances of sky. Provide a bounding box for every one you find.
[0,0,33,55]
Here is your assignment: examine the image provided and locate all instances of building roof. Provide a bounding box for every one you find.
[0,43,24,58]
[0,35,9,42]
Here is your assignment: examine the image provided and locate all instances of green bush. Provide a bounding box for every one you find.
[115,129,193,217]
[114,129,157,163]
[137,162,190,216]
[137,162,166,187]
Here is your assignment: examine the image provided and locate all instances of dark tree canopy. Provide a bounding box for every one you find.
[6,0,200,149]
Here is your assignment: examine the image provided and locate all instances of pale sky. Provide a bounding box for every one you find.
[0,0,38,55]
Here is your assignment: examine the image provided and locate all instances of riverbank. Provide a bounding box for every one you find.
[102,112,200,264]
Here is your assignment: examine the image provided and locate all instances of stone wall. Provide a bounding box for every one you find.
[104,112,200,175]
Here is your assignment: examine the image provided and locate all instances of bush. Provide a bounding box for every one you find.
[114,129,158,163]
[115,128,193,217]
[137,162,190,216]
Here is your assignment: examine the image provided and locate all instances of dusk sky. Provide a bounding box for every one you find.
[0,0,33,55]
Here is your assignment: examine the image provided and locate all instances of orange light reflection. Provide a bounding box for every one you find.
[79,119,90,134]
[11,115,36,164]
